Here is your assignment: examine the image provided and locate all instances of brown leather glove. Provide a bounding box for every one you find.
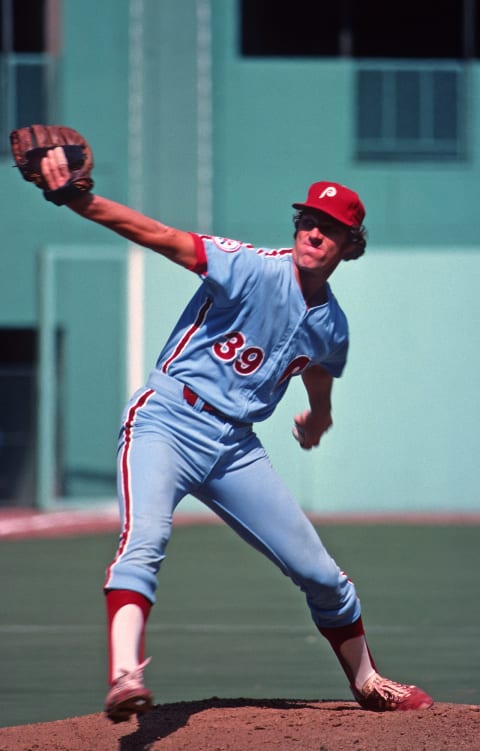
[10,124,94,205]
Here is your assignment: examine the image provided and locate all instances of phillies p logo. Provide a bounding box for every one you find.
[319,186,337,199]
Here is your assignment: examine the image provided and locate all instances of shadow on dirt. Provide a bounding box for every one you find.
[118,697,356,750]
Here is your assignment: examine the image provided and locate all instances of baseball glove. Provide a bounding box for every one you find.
[9,124,94,205]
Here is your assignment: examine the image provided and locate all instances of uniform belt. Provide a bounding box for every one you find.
[183,385,223,416]
[182,384,250,428]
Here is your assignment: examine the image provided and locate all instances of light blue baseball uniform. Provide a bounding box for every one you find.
[156,233,349,422]
[105,233,360,629]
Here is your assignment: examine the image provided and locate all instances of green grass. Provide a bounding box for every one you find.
[0,523,478,727]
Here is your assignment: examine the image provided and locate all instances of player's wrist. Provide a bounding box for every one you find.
[44,180,94,206]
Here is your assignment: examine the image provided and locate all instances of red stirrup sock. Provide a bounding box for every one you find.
[318,616,377,688]
[105,589,152,685]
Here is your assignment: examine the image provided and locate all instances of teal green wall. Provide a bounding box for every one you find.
[0,1,131,325]
[0,0,131,502]
[53,251,127,497]
[211,2,480,248]
[2,0,479,511]
[256,248,480,513]
[143,0,480,513]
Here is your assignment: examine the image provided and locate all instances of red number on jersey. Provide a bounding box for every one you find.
[234,346,264,376]
[276,355,311,386]
[212,332,264,376]
[212,332,246,361]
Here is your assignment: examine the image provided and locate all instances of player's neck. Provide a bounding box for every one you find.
[305,282,329,307]
[295,268,329,307]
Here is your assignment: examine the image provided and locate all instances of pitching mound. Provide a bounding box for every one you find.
[1,698,478,751]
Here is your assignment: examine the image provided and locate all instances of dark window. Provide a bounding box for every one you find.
[351,0,466,58]
[0,0,45,52]
[0,0,59,156]
[356,63,465,161]
[240,0,343,56]
[240,0,479,59]
[0,0,46,52]
[0,329,37,504]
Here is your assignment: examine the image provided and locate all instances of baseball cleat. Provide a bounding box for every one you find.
[104,658,153,723]
[352,673,434,712]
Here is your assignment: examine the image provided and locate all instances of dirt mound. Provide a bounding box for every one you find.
[1,699,478,751]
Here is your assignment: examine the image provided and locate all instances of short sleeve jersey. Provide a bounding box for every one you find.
[154,234,349,423]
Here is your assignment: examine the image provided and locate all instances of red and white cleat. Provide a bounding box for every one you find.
[352,673,434,712]
[104,658,153,723]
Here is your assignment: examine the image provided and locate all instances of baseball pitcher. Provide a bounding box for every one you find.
[11,125,433,722]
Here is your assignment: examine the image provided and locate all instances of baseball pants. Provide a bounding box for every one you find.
[104,372,361,629]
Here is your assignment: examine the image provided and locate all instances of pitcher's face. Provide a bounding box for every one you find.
[292,212,353,277]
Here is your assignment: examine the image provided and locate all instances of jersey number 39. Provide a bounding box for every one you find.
[212,331,311,383]
[212,332,264,376]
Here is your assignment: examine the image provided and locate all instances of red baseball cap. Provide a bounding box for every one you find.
[292,181,365,227]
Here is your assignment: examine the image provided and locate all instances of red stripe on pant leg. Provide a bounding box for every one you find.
[104,388,155,589]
